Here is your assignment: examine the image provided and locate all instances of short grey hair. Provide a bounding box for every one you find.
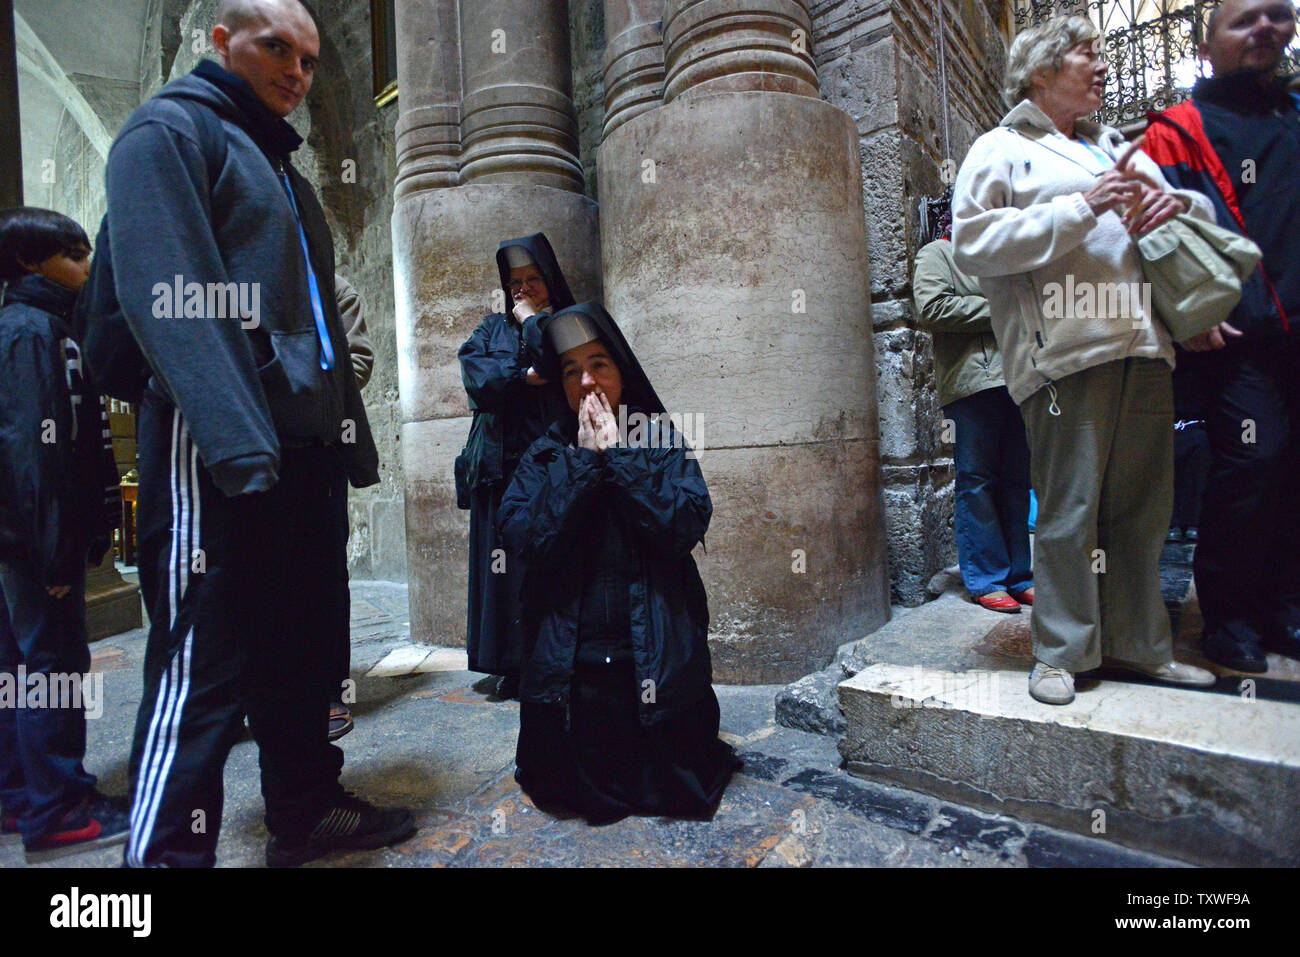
[1002,15,1101,107]
[216,0,315,33]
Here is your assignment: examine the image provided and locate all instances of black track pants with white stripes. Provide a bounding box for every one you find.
[125,390,347,867]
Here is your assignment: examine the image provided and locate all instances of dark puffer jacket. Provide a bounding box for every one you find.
[1143,72,1300,339]
[455,233,574,504]
[498,412,714,726]
[496,302,717,728]
[0,275,120,584]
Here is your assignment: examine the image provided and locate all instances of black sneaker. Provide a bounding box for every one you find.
[1264,624,1300,661]
[24,791,130,862]
[1203,624,1268,673]
[265,793,416,868]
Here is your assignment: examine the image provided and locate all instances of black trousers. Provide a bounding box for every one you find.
[1195,337,1300,638]
[1171,424,1209,531]
[125,391,345,867]
[328,471,351,699]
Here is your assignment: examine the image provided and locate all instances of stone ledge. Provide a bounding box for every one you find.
[838,662,1300,866]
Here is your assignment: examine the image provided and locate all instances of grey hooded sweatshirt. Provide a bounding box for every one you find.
[104,60,379,495]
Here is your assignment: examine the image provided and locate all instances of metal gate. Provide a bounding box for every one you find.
[1014,0,1300,128]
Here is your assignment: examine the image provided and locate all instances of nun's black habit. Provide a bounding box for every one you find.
[456,233,573,678]
[498,303,740,825]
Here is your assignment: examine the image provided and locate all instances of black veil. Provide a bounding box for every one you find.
[535,302,666,416]
[494,233,576,315]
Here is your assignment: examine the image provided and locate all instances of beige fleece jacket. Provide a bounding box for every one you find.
[951,99,1214,405]
[334,273,374,391]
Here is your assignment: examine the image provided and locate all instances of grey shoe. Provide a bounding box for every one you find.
[1029,661,1075,705]
[1102,658,1216,688]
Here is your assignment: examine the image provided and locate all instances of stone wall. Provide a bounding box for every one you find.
[298,1,407,581]
[49,104,105,235]
[809,0,1009,604]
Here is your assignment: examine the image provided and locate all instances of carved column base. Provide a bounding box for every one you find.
[85,553,142,641]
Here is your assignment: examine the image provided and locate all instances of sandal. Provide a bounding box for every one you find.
[328,702,354,741]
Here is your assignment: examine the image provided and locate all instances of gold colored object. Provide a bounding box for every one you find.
[374,81,398,108]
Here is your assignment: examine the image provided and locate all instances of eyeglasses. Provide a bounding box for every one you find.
[508,277,545,292]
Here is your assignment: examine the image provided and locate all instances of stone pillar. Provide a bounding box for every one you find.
[662,0,820,101]
[601,1,665,138]
[598,0,891,683]
[393,0,460,198]
[458,1,584,190]
[394,0,602,647]
[0,0,21,208]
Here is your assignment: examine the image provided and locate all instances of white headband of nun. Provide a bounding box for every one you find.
[504,245,535,269]
[547,313,602,356]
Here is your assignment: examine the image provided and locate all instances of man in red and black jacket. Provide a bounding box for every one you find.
[1143,0,1300,672]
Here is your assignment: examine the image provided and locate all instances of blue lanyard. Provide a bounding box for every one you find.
[278,169,336,371]
[1078,139,1113,171]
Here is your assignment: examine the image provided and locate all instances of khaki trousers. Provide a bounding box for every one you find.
[1020,357,1174,672]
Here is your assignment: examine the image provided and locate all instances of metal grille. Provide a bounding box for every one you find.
[1013,1,1300,127]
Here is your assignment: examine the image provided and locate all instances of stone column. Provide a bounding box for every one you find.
[0,0,21,208]
[601,1,665,138]
[393,0,460,198]
[458,1,584,190]
[393,0,602,647]
[597,0,891,683]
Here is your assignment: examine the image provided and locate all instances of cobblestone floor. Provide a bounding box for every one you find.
[1,582,1179,869]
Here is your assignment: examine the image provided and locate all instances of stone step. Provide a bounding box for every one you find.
[775,590,1033,736]
[837,662,1300,867]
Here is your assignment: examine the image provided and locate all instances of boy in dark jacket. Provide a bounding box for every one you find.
[0,207,128,859]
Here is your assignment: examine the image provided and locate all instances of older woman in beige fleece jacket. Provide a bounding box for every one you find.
[951,16,1216,704]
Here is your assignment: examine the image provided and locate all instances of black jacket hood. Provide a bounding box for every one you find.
[536,302,665,415]
[2,274,78,324]
[159,59,304,158]
[495,233,575,317]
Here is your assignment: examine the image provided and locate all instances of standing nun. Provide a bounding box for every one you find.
[457,233,573,699]
[499,302,740,825]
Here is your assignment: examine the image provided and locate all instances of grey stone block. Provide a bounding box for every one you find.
[775,669,847,737]
[838,662,1300,866]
